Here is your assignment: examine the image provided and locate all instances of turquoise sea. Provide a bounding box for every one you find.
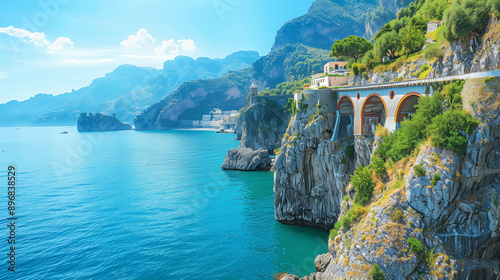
[0,127,327,280]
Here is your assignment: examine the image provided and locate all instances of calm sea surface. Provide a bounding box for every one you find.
[0,127,327,280]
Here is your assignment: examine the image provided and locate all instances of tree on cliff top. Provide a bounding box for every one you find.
[330,35,373,62]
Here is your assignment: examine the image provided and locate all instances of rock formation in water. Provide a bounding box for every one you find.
[77,113,132,132]
[222,148,271,171]
[238,96,292,155]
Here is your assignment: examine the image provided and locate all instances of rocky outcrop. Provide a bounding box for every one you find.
[239,96,292,154]
[77,113,132,132]
[221,148,271,171]
[350,16,500,86]
[274,111,358,230]
[282,77,500,280]
[272,0,413,51]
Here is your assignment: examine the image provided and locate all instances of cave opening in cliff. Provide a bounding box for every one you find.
[362,94,386,135]
[337,95,354,139]
[395,93,422,131]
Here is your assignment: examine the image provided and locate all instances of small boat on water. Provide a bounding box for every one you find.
[60,131,69,134]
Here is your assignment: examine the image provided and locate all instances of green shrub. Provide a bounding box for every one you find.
[345,145,355,159]
[424,43,444,61]
[427,110,478,155]
[414,164,426,177]
[493,194,499,207]
[352,63,359,76]
[370,263,385,280]
[343,194,350,202]
[431,173,441,186]
[425,248,437,269]
[407,237,423,255]
[351,165,375,206]
[375,91,445,162]
[370,155,386,176]
[390,209,404,223]
[444,0,490,42]
[330,205,366,239]
[414,64,430,78]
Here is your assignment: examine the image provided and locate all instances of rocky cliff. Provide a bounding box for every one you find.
[77,113,132,132]
[350,16,500,86]
[238,96,292,155]
[272,0,413,51]
[272,90,372,230]
[221,148,271,171]
[281,77,500,279]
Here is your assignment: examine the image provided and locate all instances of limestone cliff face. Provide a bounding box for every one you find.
[284,77,500,280]
[273,113,356,230]
[238,97,292,154]
[350,17,500,86]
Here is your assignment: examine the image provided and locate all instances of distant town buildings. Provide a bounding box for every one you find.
[179,108,239,130]
[310,61,350,89]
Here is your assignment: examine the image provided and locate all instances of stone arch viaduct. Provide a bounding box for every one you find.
[292,70,500,140]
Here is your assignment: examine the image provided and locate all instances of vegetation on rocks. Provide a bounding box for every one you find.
[370,263,385,280]
[375,81,478,162]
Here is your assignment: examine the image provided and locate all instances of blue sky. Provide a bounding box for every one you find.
[0,0,314,103]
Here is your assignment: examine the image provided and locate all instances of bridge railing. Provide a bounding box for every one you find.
[335,70,500,92]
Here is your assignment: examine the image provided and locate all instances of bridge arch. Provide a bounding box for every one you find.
[361,93,388,135]
[395,92,423,128]
[336,95,355,139]
[337,95,355,116]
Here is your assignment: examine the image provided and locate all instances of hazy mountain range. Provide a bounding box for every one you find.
[0,0,412,127]
[0,51,260,126]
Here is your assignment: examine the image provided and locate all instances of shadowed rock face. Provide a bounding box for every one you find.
[77,113,132,132]
[222,148,271,171]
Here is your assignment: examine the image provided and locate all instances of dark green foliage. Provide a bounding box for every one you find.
[425,248,436,269]
[490,0,500,15]
[493,194,499,207]
[351,63,359,75]
[408,237,423,255]
[373,30,400,61]
[441,81,464,109]
[370,155,386,176]
[375,91,444,162]
[414,164,426,177]
[431,173,441,186]
[444,0,491,41]
[400,24,426,55]
[427,110,478,155]
[351,165,375,206]
[370,263,385,280]
[390,209,404,223]
[329,205,366,239]
[284,98,297,115]
[298,101,308,113]
[330,35,373,62]
[424,43,444,61]
[345,145,355,159]
[259,78,312,96]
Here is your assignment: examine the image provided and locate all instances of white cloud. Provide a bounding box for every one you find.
[0,26,75,54]
[155,39,179,55]
[48,37,75,53]
[0,26,50,47]
[0,72,7,78]
[120,28,155,49]
[178,39,196,53]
